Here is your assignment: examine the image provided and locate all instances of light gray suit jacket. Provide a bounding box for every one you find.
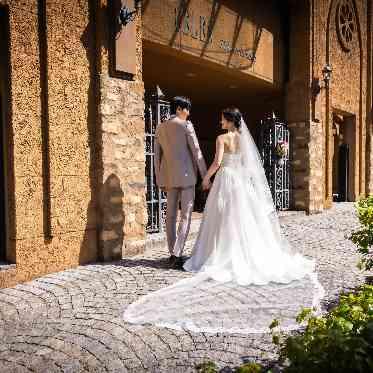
[154,116,207,189]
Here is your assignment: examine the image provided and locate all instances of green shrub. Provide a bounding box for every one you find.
[235,362,263,373]
[195,360,268,373]
[270,285,373,373]
[196,361,219,373]
[350,196,373,271]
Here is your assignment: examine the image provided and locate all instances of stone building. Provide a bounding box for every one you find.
[0,0,372,287]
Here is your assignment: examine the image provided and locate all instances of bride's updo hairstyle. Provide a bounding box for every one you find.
[222,107,242,131]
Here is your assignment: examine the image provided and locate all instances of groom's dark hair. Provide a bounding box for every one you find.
[171,96,192,115]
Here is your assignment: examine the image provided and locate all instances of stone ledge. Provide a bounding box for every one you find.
[0,262,16,272]
[123,239,146,257]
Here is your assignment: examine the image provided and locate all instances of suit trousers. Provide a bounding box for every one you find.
[166,186,195,257]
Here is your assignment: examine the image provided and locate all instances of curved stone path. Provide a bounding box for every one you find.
[0,203,366,372]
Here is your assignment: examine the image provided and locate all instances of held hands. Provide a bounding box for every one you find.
[202,176,211,191]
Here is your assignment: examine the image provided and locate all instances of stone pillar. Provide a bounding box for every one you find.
[96,0,146,261]
[285,1,321,213]
[288,122,310,211]
[308,118,325,212]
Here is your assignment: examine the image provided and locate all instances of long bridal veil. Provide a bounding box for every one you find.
[123,119,324,334]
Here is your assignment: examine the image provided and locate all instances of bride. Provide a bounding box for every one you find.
[123,107,324,334]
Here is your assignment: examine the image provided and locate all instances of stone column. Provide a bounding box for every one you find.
[96,0,146,261]
[285,1,320,213]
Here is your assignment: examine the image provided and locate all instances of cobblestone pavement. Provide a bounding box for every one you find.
[0,203,367,372]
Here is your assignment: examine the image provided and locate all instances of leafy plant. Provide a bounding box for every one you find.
[350,196,373,271]
[195,360,269,373]
[274,141,289,158]
[235,362,263,373]
[196,361,219,373]
[271,285,373,373]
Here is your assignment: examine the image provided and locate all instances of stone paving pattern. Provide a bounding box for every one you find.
[0,203,367,372]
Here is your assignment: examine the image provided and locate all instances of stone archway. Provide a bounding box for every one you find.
[324,0,364,206]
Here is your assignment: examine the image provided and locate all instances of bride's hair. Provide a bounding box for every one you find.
[222,107,242,130]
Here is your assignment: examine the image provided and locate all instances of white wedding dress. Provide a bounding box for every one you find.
[123,120,324,334]
[183,152,316,285]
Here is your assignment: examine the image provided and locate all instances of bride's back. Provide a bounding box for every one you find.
[222,132,240,154]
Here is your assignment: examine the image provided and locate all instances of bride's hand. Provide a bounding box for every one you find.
[202,177,211,190]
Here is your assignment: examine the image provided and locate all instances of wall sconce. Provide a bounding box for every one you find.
[118,1,141,27]
[311,64,333,97]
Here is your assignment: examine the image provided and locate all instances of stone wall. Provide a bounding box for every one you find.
[0,0,99,288]
[96,0,146,261]
[323,0,367,203]
[286,0,370,212]
[0,0,147,288]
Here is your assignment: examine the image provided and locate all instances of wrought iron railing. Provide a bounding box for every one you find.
[259,115,290,210]
[145,87,170,233]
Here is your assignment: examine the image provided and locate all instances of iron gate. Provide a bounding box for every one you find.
[145,87,170,233]
[259,115,290,210]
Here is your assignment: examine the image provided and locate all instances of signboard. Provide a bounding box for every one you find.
[112,0,137,77]
[173,6,256,63]
[142,0,280,82]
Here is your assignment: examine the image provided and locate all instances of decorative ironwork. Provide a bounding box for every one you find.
[118,1,141,27]
[145,86,170,233]
[259,115,290,211]
[336,0,355,52]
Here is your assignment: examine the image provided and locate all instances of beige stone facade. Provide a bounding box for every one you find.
[0,0,145,288]
[0,0,372,287]
[287,0,372,212]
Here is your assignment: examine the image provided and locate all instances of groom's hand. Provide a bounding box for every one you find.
[202,178,211,190]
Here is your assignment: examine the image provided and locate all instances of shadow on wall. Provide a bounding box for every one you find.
[79,2,128,264]
[80,174,125,264]
[99,174,125,261]
[0,6,15,263]
[79,0,104,264]
[80,199,98,264]
[38,0,52,241]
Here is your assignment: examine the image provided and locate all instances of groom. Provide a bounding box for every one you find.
[154,96,207,269]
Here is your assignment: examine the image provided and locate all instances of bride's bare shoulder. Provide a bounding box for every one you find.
[217,134,228,142]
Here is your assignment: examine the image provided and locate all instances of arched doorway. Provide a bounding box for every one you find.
[331,112,356,202]
[325,0,363,206]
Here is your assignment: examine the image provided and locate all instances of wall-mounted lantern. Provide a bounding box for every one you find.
[112,0,141,78]
[322,64,333,84]
[118,0,141,27]
[311,64,333,98]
